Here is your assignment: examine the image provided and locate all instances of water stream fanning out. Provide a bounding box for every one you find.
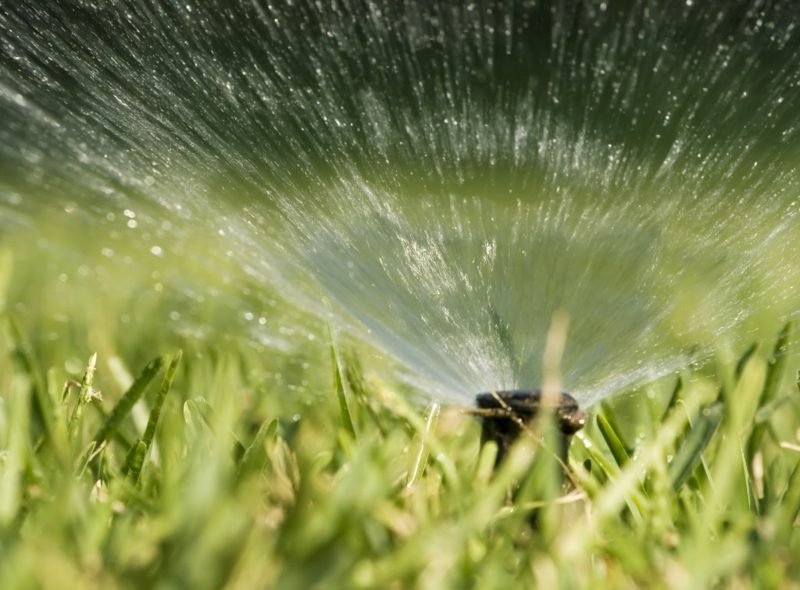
[2,1,800,406]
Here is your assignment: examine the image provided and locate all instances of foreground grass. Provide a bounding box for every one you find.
[1,254,800,588]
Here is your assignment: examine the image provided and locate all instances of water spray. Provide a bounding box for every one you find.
[2,1,800,413]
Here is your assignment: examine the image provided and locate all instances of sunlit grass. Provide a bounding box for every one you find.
[0,242,799,589]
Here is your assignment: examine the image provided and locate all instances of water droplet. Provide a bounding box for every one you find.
[64,358,83,374]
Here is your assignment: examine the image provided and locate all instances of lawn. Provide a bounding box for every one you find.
[1,229,799,589]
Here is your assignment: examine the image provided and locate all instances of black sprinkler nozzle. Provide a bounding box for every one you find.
[475,390,585,465]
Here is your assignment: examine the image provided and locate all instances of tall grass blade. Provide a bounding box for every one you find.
[127,351,181,483]
[405,402,440,488]
[669,402,724,491]
[239,419,278,475]
[753,393,794,425]
[662,377,683,421]
[74,441,98,478]
[748,322,791,457]
[0,376,29,526]
[329,335,356,439]
[596,413,631,468]
[735,343,758,378]
[183,397,214,437]
[0,249,11,316]
[5,317,53,445]
[122,439,147,482]
[775,460,800,541]
[141,351,181,451]
[93,355,165,445]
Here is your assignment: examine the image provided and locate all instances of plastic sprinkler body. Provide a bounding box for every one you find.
[475,390,585,465]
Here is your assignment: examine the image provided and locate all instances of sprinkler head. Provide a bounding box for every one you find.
[475,390,585,465]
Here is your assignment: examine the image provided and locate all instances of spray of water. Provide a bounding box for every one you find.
[1,1,799,406]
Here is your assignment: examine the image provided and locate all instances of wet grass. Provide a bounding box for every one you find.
[1,251,800,589]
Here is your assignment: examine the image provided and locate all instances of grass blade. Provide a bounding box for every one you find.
[74,441,98,478]
[748,322,791,457]
[775,460,800,541]
[93,355,165,445]
[330,335,356,439]
[735,342,758,378]
[122,440,147,482]
[239,419,278,475]
[0,249,11,316]
[127,351,181,483]
[405,401,440,489]
[669,402,724,491]
[662,377,683,422]
[753,393,794,426]
[5,317,53,445]
[141,351,181,450]
[597,413,631,468]
[183,397,215,437]
[0,376,29,526]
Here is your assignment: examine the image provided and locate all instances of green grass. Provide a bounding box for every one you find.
[1,246,800,589]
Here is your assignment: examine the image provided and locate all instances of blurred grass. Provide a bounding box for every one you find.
[1,230,800,589]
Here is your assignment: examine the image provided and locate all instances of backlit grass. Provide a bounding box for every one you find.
[0,244,799,589]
